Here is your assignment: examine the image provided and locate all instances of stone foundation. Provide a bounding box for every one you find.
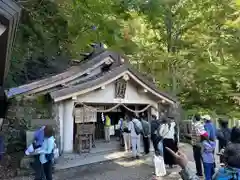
[0,95,54,178]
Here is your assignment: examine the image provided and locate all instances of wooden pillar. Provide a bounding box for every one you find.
[63,100,74,153]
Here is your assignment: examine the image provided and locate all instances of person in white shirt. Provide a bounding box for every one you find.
[128,113,143,159]
[159,117,178,168]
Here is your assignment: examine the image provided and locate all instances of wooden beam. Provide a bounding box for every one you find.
[0,0,21,86]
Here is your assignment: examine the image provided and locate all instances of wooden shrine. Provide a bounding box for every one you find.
[74,106,97,153]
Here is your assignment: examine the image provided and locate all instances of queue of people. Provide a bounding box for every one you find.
[118,113,179,178]
[121,112,240,180]
[26,113,240,180]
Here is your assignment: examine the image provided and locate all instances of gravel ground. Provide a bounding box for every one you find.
[4,158,180,180]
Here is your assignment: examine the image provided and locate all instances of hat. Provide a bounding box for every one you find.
[200,131,209,138]
[202,115,211,121]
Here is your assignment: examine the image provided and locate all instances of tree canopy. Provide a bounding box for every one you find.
[8,0,240,118]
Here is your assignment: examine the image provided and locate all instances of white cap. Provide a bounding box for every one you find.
[202,114,211,121]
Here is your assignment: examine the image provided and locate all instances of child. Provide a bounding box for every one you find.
[201,131,216,180]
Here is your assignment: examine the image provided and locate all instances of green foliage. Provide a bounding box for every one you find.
[8,0,240,119]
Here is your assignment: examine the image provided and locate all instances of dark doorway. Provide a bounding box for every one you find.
[95,111,125,140]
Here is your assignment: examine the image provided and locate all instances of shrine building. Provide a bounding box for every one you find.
[5,44,177,154]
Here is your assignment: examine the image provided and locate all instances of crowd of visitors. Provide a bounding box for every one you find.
[118,112,240,180]
[25,112,240,180]
[117,112,179,177]
[185,114,240,180]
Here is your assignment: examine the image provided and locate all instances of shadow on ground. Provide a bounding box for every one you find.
[4,157,180,180]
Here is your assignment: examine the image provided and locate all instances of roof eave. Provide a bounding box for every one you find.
[51,67,176,105]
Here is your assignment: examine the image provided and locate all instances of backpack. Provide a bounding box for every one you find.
[133,121,142,135]
[141,120,150,137]
[216,167,240,180]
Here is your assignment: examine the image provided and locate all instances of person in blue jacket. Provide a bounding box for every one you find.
[202,115,216,141]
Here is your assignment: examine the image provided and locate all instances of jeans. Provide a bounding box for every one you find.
[193,145,203,176]
[157,141,163,156]
[143,136,150,154]
[104,127,111,142]
[203,162,215,180]
[32,155,44,180]
[43,161,53,180]
[123,133,131,151]
[131,136,141,157]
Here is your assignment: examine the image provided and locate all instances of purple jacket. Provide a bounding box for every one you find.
[202,140,216,163]
[33,126,45,147]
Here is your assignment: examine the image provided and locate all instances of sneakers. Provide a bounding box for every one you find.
[196,173,203,178]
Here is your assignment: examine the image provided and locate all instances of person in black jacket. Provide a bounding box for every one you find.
[140,113,150,154]
[150,115,161,154]
[217,119,231,149]
[230,127,240,143]
[217,119,231,163]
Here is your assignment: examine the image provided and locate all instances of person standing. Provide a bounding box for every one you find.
[216,119,231,163]
[200,131,216,180]
[37,126,55,180]
[103,113,111,143]
[191,114,205,177]
[128,114,142,159]
[117,117,124,141]
[32,126,45,180]
[140,113,150,154]
[151,115,167,178]
[150,115,161,153]
[230,127,240,143]
[203,115,216,141]
[122,116,131,152]
[159,117,178,168]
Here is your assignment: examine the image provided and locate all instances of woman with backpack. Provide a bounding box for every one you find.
[128,114,142,159]
[35,125,55,180]
[159,117,178,168]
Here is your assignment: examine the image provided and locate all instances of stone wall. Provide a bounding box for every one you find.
[0,94,53,178]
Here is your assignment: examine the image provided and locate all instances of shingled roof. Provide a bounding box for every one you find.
[50,64,176,104]
[7,45,176,104]
[7,50,121,97]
